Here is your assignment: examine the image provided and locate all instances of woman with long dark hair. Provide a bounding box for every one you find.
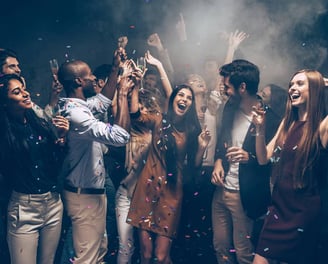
[252,70,328,264]
[0,74,69,264]
[127,84,211,263]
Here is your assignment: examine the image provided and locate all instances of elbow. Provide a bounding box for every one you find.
[258,158,269,165]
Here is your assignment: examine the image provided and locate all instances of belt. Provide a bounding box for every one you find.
[11,191,60,202]
[64,184,105,195]
[223,187,239,193]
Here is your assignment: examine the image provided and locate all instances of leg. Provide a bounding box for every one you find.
[38,193,63,264]
[253,254,269,264]
[0,200,10,263]
[154,235,172,264]
[116,185,135,264]
[211,187,236,263]
[64,191,107,264]
[138,229,153,264]
[59,223,75,264]
[227,191,254,264]
[7,193,42,264]
[105,175,118,259]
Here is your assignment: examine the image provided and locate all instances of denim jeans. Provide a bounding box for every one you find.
[212,187,254,264]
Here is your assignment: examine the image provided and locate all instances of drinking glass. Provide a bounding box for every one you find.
[49,59,59,82]
[136,57,146,71]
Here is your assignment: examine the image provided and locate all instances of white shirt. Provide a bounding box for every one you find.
[224,109,251,190]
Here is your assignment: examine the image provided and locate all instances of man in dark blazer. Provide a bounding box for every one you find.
[211,59,280,264]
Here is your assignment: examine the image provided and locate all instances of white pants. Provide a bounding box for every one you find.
[7,191,63,264]
[115,185,135,264]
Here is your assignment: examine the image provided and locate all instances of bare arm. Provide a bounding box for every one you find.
[145,50,172,111]
[147,33,174,82]
[114,76,134,131]
[252,108,283,164]
[101,47,127,100]
[223,30,248,64]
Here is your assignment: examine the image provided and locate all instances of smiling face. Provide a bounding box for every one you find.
[5,78,32,114]
[172,88,193,118]
[223,76,241,105]
[1,57,21,76]
[288,72,309,108]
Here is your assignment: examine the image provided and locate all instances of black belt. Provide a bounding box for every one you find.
[64,184,105,195]
[223,187,239,193]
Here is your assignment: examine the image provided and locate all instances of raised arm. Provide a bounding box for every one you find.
[223,30,248,64]
[144,50,172,111]
[101,47,127,100]
[147,33,174,82]
[114,75,134,132]
[252,107,283,164]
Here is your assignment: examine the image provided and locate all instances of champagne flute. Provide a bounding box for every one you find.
[136,57,146,72]
[49,59,59,82]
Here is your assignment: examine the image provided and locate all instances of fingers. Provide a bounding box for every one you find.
[211,172,224,186]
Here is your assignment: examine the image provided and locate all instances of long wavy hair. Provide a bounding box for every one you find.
[0,74,56,164]
[276,70,326,188]
[160,84,201,185]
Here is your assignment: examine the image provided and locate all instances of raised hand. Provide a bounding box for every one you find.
[175,12,187,42]
[144,50,162,68]
[147,33,164,50]
[113,47,127,68]
[228,30,249,51]
[118,36,128,49]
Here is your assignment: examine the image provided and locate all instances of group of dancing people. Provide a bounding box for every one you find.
[1,25,328,264]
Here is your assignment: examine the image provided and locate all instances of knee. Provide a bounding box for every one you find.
[140,249,152,262]
[154,251,171,264]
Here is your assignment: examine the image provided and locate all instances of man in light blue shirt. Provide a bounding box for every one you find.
[57,59,131,264]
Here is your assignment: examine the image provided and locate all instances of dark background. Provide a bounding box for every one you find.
[1,0,328,106]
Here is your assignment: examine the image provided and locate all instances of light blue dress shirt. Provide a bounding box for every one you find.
[59,94,130,189]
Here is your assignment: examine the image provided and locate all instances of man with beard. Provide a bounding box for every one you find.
[57,59,132,264]
[211,59,280,263]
